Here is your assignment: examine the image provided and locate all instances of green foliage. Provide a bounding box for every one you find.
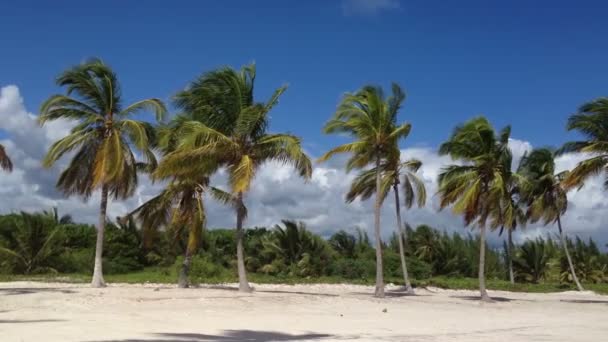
[561,237,608,284]
[39,58,166,200]
[0,211,66,274]
[0,210,606,287]
[513,238,553,283]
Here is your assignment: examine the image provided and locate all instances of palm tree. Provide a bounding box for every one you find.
[129,175,235,287]
[437,117,511,302]
[346,149,426,293]
[155,64,312,292]
[319,83,411,298]
[38,58,166,287]
[0,211,65,274]
[0,144,12,172]
[518,148,584,291]
[559,97,608,189]
[513,238,551,283]
[491,152,528,284]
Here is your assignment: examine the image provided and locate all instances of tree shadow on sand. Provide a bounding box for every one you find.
[196,285,338,297]
[87,330,333,342]
[450,295,532,302]
[0,319,66,324]
[256,290,338,297]
[560,299,608,304]
[0,287,76,296]
[349,291,428,298]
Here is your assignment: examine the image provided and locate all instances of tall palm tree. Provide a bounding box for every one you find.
[155,64,312,292]
[559,97,608,188]
[0,144,12,172]
[347,149,426,293]
[491,152,528,284]
[437,117,511,302]
[518,148,584,291]
[38,58,166,287]
[129,175,235,287]
[319,83,411,298]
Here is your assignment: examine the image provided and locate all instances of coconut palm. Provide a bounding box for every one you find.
[346,149,426,293]
[518,148,584,291]
[129,175,236,287]
[0,144,12,172]
[513,238,551,283]
[38,58,166,287]
[155,64,312,292]
[437,117,511,301]
[559,97,608,189]
[319,83,411,298]
[0,211,65,274]
[491,151,528,284]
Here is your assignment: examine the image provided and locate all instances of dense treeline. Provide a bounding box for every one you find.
[1,58,608,300]
[1,210,606,286]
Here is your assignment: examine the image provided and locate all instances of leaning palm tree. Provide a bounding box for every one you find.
[319,83,411,298]
[38,58,166,287]
[129,174,236,287]
[518,148,584,291]
[347,148,426,293]
[437,117,511,302]
[559,97,608,189]
[155,64,312,292]
[0,144,13,172]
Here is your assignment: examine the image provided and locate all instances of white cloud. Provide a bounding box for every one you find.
[341,0,401,16]
[1,84,607,248]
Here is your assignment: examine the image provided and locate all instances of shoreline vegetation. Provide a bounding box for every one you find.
[1,59,608,300]
[2,273,607,295]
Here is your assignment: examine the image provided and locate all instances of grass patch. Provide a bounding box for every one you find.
[1,270,607,295]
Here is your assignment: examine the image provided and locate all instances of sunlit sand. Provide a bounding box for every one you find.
[1,282,607,341]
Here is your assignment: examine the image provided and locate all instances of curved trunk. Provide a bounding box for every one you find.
[478,224,492,302]
[557,215,584,291]
[373,155,385,298]
[178,250,193,288]
[91,184,108,288]
[393,183,413,294]
[236,192,252,292]
[507,227,515,284]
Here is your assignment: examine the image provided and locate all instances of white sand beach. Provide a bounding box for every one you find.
[1,282,607,342]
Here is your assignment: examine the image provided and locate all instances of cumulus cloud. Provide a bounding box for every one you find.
[341,0,401,16]
[1,84,607,248]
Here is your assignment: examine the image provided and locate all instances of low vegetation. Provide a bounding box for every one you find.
[1,210,606,294]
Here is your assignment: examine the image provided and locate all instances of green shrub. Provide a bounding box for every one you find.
[174,255,229,281]
[56,249,94,273]
[329,258,375,279]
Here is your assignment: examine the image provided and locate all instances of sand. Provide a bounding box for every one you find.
[0,281,607,342]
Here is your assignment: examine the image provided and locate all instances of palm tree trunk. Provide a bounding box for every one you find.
[178,249,192,288]
[557,215,584,291]
[393,183,413,294]
[507,227,515,284]
[478,224,491,302]
[91,184,108,288]
[236,192,252,292]
[373,155,385,298]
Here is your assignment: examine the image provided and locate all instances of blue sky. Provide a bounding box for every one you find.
[2,0,607,156]
[2,0,608,243]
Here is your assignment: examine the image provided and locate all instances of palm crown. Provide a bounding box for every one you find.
[346,150,426,208]
[38,58,167,199]
[0,144,12,172]
[155,64,311,192]
[559,97,608,189]
[438,117,512,227]
[318,84,411,169]
[518,148,568,225]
